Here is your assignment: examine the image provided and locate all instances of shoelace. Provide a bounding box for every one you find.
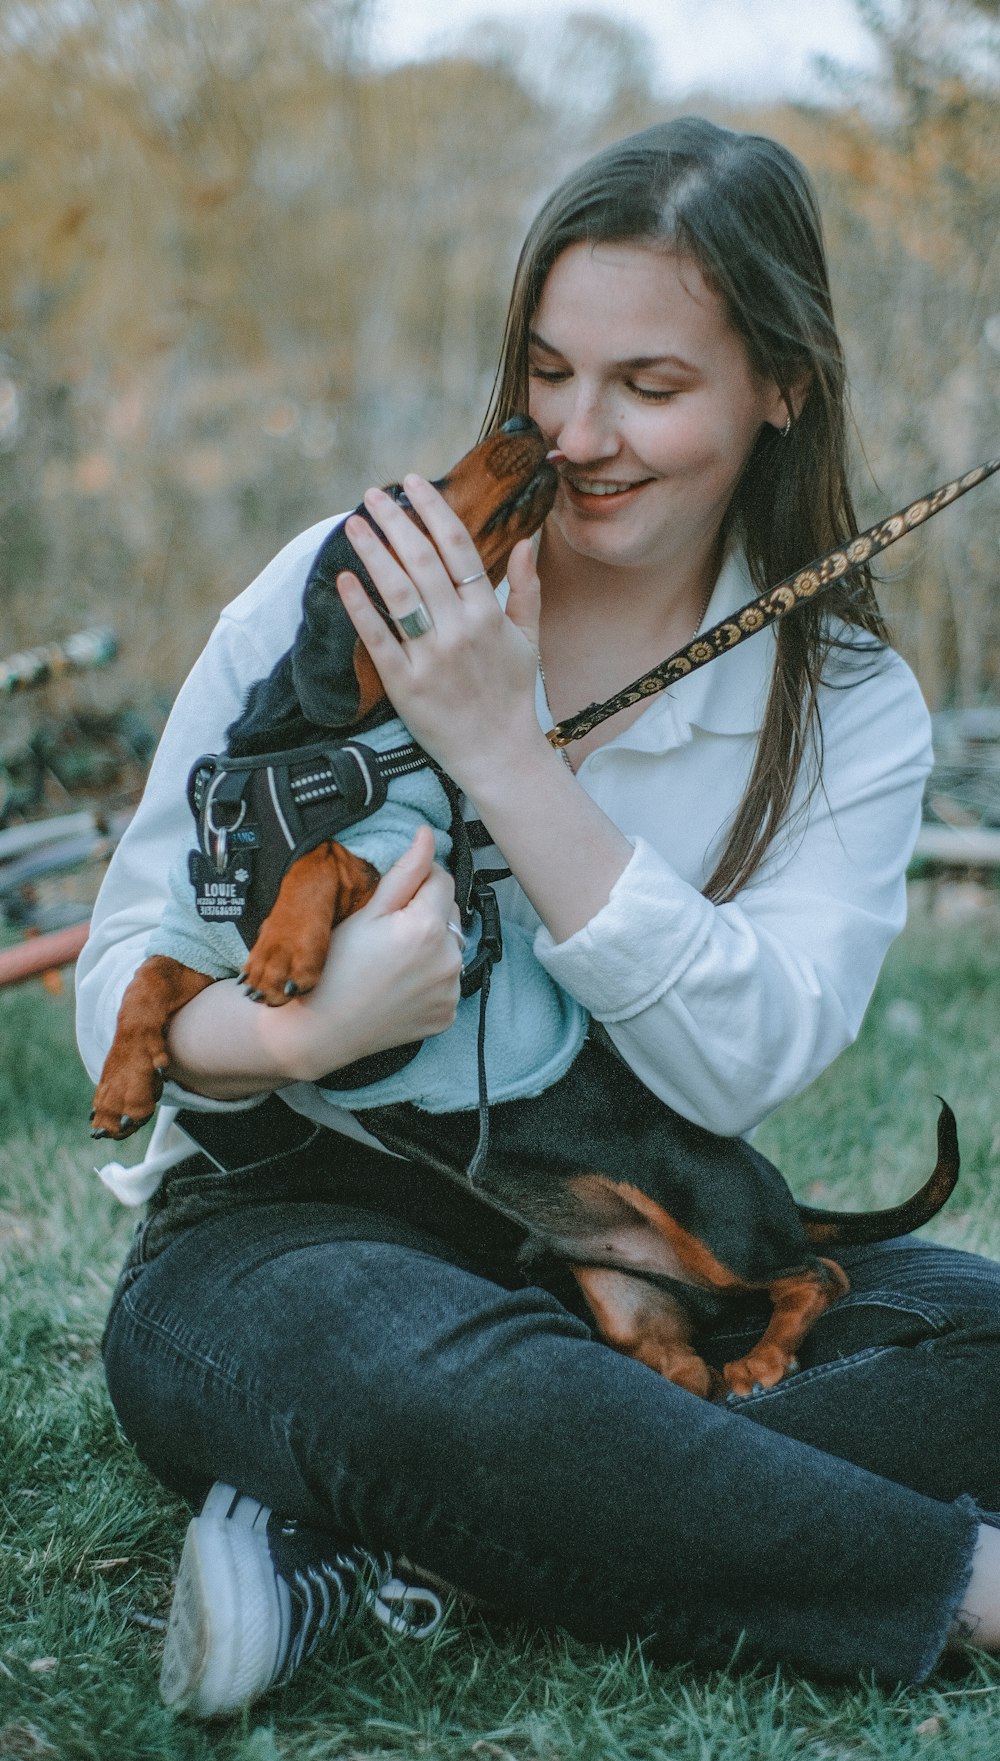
[279,1547,444,1684]
[363,1559,445,1639]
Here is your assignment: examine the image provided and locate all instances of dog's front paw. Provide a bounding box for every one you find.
[239,920,330,1007]
[91,1054,165,1139]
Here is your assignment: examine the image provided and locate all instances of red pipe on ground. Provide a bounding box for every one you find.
[0,920,90,988]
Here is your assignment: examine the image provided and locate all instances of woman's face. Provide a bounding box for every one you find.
[528,241,789,577]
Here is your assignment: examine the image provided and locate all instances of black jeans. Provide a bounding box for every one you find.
[102,1096,999,1685]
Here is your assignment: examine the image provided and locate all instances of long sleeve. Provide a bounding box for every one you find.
[533,641,932,1135]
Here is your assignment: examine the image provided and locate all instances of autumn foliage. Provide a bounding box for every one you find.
[0,0,997,705]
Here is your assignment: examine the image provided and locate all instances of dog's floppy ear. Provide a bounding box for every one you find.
[293,502,404,733]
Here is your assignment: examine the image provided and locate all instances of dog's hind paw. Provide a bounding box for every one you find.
[722,1345,796,1397]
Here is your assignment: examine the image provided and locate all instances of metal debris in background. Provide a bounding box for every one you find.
[924,708,1000,831]
[0,626,164,968]
[915,708,1000,875]
[0,628,118,695]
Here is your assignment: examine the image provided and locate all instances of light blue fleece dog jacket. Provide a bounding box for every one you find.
[147,715,588,1114]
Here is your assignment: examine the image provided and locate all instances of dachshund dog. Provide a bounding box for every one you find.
[91,415,560,1131]
[92,415,959,1400]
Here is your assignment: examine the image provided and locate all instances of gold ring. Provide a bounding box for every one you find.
[397,603,433,639]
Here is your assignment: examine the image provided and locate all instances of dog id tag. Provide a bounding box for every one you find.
[190,849,254,923]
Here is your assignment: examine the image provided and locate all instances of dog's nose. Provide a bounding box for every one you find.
[500,414,539,436]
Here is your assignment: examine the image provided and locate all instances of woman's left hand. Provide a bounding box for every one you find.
[336,474,546,795]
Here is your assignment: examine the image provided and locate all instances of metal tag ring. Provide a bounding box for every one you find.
[204,771,248,837]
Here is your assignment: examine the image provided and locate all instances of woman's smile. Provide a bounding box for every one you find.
[560,473,654,511]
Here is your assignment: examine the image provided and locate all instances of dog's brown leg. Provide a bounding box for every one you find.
[722,1258,850,1396]
[572,1265,721,1399]
[562,1177,847,1400]
[91,955,214,1139]
[239,842,381,1006]
[556,1173,736,1397]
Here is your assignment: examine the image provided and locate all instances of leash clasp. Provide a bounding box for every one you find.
[459,879,503,999]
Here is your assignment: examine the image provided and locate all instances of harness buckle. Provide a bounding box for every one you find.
[459,879,503,999]
[475,881,503,962]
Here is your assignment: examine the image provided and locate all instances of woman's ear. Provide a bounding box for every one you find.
[769,371,811,435]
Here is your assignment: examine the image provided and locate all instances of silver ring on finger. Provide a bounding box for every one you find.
[446,917,465,950]
[397,602,434,640]
[456,569,488,586]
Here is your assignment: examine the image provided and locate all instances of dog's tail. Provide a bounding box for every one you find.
[798,1099,959,1247]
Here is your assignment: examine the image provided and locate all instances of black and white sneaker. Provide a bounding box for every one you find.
[158,1482,444,1718]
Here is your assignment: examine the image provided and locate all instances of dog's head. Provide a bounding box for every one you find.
[409,414,558,585]
[293,417,558,735]
[355,413,558,595]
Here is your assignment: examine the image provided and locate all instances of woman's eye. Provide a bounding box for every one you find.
[629,383,676,403]
[528,365,569,384]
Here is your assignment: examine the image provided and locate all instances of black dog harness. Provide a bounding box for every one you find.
[185,735,506,1166]
[188,737,431,946]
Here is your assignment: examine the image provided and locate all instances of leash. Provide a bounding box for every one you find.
[546,456,1000,750]
[434,773,507,1184]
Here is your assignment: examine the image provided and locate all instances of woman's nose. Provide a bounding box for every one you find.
[552,388,617,463]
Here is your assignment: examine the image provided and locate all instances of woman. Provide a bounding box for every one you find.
[77,118,1000,1717]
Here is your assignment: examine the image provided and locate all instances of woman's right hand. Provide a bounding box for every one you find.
[271,824,463,1084]
[164,826,463,1098]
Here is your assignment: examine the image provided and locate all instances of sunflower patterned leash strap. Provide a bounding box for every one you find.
[546,457,1000,750]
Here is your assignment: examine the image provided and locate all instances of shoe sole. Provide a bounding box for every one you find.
[159,1508,290,1718]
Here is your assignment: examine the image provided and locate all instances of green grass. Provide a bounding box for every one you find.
[2,908,1000,1759]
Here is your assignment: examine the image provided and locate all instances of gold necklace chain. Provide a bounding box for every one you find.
[538,577,715,772]
[537,654,576,771]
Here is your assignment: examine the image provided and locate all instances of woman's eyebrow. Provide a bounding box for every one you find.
[619,354,699,374]
[528,329,698,374]
[527,329,563,354]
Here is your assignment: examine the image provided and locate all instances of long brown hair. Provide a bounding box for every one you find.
[483,117,889,903]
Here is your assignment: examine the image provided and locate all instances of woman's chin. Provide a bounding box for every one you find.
[549,508,653,571]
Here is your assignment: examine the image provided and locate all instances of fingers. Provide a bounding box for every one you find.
[365,825,436,915]
[417,862,460,926]
[399,473,489,601]
[335,475,497,687]
[336,566,400,673]
[344,476,490,629]
[504,538,542,650]
[362,829,457,929]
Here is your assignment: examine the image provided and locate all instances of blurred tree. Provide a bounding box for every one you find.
[462,9,659,148]
[780,0,1000,703]
[2,0,993,713]
[0,0,556,680]
[0,0,384,671]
